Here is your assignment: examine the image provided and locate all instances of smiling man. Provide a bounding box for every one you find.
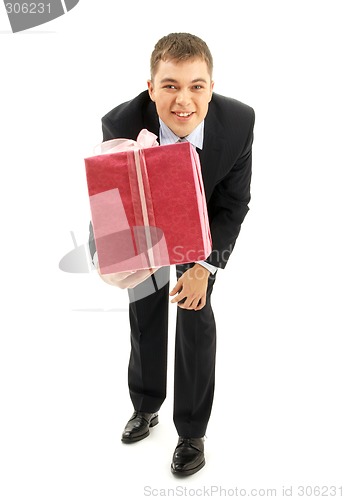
[89,33,255,476]
[147,58,214,138]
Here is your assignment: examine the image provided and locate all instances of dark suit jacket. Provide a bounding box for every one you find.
[90,90,255,269]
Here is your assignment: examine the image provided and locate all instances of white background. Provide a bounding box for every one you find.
[0,1,345,498]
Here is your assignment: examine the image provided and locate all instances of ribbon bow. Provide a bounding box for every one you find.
[94,129,159,155]
[93,129,160,271]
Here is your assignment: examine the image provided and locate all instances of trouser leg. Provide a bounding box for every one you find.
[173,264,217,438]
[127,266,170,412]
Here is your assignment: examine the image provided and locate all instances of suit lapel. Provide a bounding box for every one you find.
[198,111,227,202]
[143,100,160,142]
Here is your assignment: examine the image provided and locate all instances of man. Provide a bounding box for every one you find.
[89,32,255,476]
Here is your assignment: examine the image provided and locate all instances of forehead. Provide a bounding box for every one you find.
[153,58,211,82]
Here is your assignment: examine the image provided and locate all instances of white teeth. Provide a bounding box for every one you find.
[176,112,191,117]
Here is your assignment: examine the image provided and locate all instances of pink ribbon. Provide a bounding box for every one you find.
[93,129,159,269]
[94,129,159,155]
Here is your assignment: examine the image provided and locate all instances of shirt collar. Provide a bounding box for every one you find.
[159,118,204,150]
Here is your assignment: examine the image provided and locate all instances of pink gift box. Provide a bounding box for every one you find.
[84,131,211,274]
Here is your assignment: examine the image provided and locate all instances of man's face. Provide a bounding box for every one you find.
[147,58,214,137]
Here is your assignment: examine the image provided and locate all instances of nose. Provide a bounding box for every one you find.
[175,89,190,107]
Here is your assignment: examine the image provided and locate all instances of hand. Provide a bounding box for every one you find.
[97,267,158,289]
[169,264,210,311]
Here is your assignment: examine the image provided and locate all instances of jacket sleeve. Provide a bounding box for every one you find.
[102,115,117,141]
[205,109,255,269]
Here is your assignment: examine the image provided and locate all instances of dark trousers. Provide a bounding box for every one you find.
[127,264,217,438]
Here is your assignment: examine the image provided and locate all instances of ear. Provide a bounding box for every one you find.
[209,80,215,102]
[147,80,155,102]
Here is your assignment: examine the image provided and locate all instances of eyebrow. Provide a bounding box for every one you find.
[160,78,208,84]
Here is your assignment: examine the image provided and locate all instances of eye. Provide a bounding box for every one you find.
[164,85,177,90]
[192,85,203,90]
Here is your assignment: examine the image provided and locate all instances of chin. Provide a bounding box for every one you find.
[172,126,193,137]
[167,120,195,138]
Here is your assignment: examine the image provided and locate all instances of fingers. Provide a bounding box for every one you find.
[180,296,205,311]
[170,288,184,303]
[126,269,155,288]
[194,296,206,311]
[171,290,206,310]
[169,279,182,296]
[112,270,136,279]
[170,266,208,310]
[98,267,158,289]
[121,268,155,288]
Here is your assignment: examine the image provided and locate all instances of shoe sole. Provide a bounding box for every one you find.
[171,459,206,476]
[121,415,159,444]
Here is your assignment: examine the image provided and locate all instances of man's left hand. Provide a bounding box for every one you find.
[169,264,210,311]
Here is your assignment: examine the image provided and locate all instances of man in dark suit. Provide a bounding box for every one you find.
[89,32,255,476]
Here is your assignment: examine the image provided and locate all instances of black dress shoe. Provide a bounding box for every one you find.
[121,411,158,443]
[171,437,205,476]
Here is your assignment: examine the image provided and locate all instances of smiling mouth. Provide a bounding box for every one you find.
[173,112,194,117]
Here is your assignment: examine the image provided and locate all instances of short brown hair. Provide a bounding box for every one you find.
[150,32,213,79]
